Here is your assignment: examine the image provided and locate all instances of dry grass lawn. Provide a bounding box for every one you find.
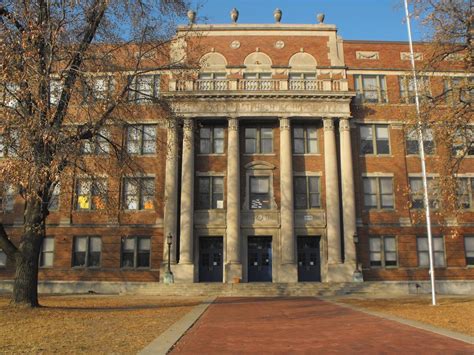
[0,294,203,354]
[338,296,474,336]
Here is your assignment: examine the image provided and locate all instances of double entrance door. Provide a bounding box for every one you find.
[199,237,223,282]
[248,236,272,282]
[297,236,321,282]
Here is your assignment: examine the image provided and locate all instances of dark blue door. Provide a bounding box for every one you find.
[297,236,321,282]
[199,237,223,282]
[248,236,272,282]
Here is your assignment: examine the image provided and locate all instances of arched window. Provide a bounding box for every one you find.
[288,53,318,90]
[242,52,273,90]
[198,52,228,90]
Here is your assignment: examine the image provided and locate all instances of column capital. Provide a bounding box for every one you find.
[323,118,335,131]
[228,117,239,131]
[279,117,291,131]
[339,118,350,132]
[183,118,194,131]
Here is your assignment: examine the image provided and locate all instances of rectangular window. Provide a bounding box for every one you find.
[50,79,63,105]
[363,177,394,209]
[197,176,224,210]
[2,83,19,108]
[123,177,155,210]
[39,237,55,268]
[75,179,107,210]
[197,73,227,90]
[250,176,271,209]
[289,73,317,90]
[199,127,224,154]
[294,176,321,209]
[48,184,60,211]
[444,77,473,105]
[128,74,160,103]
[417,236,445,267]
[457,177,474,209]
[360,124,390,155]
[1,184,16,212]
[81,128,110,155]
[245,128,273,154]
[406,128,435,155]
[121,237,151,268]
[0,249,6,267]
[452,127,474,157]
[126,125,156,155]
[399,76,430,104]
[464,236,474,266]
[293,127,318,154]
[354,75,387,103]
[72,236,102,268]
[409,177,439,209]
[369,236,397,267]
[0,129,19,158]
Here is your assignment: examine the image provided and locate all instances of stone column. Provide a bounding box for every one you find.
[163,119,179,266]
[226,117,242,282]
[339,118,357,270]
[279,117,297,282]
[323,118,342,266]
[175,118,195,282]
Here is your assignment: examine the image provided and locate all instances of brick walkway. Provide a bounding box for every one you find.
[171,297,473,354]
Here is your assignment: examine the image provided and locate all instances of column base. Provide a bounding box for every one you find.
[225,263,242,283]
[278,263,298,283]
[326,263,357,282]
[172,263,195,283]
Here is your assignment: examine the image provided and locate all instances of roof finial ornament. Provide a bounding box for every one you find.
[274,8,282,23]
[317,13,325,24]
[187,10,196,24]
[230,8,239,23]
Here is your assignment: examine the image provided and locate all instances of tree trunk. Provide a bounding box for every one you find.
[12,199,45,307]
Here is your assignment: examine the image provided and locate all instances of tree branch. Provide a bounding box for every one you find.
[0,223,18,258]
[0,5,25,32]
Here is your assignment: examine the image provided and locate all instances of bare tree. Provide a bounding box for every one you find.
[0,0,191,307]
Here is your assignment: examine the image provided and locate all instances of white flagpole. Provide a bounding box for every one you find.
[403,0,436,306]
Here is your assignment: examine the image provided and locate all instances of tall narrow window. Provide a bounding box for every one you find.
[75,179,107,210]
[72,236,101,268]
[126,125,156,155]
[293,127,318,154]
[197,176,224,209]
[1,184,16,212]
[360,124,390,155]
[369,236,397,267]
[249,176,271,209]
[121,237,151,268]
[457,177,474,209]
[244,128,273,154]
[417,236,445,267]
[464,236,474,266]
[199,127,224,154]
[0,249,6,267]
[39,237,55,268]
[363,177,394,209]
[48,184,60,211]
[123,177,155,210]
[294,176,321,209]
[354,75,387,103]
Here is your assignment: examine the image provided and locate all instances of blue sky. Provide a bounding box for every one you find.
[188,0,424,41]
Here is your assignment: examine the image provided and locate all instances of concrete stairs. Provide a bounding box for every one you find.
[119,282,408,297]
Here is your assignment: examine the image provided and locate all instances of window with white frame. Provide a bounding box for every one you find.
[363,176,394,209]
[452,127,474,157]
[87,76,114,101]
[417,236,445,267]
[293,127,318,154]
[48,184,60,211]
[2,83,19,108]
[409,177,439,209]
[443,77,473,105]
[1,184,16,212]
[457,177,474,209]
[0,249,6,267]
[122,177,155,210]
[197,73,227,90]
[354,75,387,103]
[75,178,107,210]
[199,127,224,154]
[360,124,390,155]
[39,237,55,268]
[81,128,110,155]
[399,76,431,104]
[406,128,435,155]
[294,176,321,209]
[369,236,397,267]
[50,79,63,105]
[289,73,317,90]
[245,128,273,154]
[197,176,224,210]
[126,124,156,155]
[121,237,150,268]
[72,236,101,268]
[464,236,474,266]
[243,73,273,90]
[249,176,271,209]
[128,74,160,103]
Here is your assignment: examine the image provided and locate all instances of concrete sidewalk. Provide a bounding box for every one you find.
[170,297,473,354]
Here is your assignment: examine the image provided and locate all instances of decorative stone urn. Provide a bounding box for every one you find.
[317,13,325,24]
[230,8,239,23]
[187,10,196,24]
[274,8,282,23]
